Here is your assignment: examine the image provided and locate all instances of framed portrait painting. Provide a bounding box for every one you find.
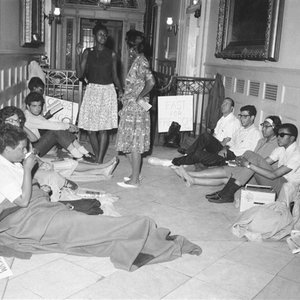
[215,0,285,61]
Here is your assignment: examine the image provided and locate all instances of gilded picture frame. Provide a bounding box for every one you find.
[215,0,285,61]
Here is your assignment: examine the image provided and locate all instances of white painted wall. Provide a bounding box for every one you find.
[200,0,300,132]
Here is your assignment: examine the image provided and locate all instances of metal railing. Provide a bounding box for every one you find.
[43,68,82,105]
[153,74,215,137]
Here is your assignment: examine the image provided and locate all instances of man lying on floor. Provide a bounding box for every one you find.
[0,124,201,271]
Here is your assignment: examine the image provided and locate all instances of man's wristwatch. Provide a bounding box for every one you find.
[247,162,252,169]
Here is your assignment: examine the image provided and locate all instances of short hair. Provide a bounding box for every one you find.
[25,92,45,106]
[0,124,27,153]
[0,106,26,128]
[93,23,108,36]
[28,77,45,91]
[278,123,298,140]
[126,29,146,53]
[240,105,257,117]
[224,97,235,107]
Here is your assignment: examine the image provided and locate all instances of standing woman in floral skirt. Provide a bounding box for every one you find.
[76,23,123,164]
[116,30,155,188]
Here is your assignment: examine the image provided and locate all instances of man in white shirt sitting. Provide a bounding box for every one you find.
[24,92,95,162]
[172,103,261,167]
[207,123,300,203]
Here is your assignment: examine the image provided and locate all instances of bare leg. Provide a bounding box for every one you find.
[187,166,227,179]
[73,157,119,177]
[174,166,228,187]
[97,130,108,164]
[88,131,99,160]
[126,150,141,185]
[75,157,118,172]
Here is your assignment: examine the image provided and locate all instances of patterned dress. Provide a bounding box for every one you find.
[78,48,118,131]
[116,55,153,154]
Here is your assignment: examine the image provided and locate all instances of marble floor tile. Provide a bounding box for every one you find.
[224,242,293,274]
[3,279,42,299]
[195,258,274,298]
[64,255,117,277]
[162,240,243,277]
[254,276,300,299]
[278,256,300,283]
[164,278,246,300]
[8,259,101,299]
[10,253,66,277]
[79,264,190,299]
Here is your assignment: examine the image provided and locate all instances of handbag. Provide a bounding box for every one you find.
[59,198,103,215]
[164,121,181,148]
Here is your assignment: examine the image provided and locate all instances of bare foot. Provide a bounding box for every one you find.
[101,157,119,176]
[178,166,194,187]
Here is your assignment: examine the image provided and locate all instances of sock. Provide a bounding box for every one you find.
[77,145,89,155]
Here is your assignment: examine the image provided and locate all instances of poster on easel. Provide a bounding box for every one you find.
[44,96,78,125]
[157,95,194,132]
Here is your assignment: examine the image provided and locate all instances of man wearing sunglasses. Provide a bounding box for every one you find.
[171,104,261,168]
[207,123,300,203]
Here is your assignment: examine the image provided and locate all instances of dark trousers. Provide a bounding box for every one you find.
[33,130,76,157]
[172,132,235,166]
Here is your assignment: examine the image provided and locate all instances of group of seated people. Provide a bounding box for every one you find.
[150,97,300,207]
[0,77,119,201]
[1,82,300,269]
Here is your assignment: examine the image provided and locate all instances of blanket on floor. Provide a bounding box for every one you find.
[0,187,201,271]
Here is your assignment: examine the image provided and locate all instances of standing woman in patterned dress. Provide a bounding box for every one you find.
[76,23,123,164]
[116,30,155,188]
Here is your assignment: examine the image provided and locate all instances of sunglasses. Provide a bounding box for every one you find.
[276,132,293,138]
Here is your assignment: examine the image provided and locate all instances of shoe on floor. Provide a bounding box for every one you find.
[208,194,234,203]
[177,147,186,155]
[205,191,220,199]
[117,181,139,189]
[82,153,96,163]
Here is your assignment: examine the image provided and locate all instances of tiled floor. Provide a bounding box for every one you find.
[1,145,300,299]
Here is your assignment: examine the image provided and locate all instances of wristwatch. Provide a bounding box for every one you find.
[247,162,251,169]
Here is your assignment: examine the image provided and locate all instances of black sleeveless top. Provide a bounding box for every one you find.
[85,47,113,84]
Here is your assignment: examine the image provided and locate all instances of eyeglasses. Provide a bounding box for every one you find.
[276,132,293,138]
[238,114,250,119]
[260,123,273,128]
[6,118,20,124]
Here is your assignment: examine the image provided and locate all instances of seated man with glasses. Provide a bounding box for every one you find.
[170,105,261,168]
[206,123,300,203]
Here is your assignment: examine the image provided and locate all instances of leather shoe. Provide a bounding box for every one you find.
[208,194,234,203]
[205,191,219,199]
[177,147,186,155]
[82,153,96,163]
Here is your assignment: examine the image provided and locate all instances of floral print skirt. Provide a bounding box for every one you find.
[78,83,118,131]
[116,101,150,154]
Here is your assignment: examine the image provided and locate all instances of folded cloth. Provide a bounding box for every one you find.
[232,202,294,241]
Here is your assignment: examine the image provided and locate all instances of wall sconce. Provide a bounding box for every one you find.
[166,17,178,36]
[98,0,111,10]
[45,6,61,25]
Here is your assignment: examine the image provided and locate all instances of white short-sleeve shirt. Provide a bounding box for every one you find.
[214,112,241,142]
[269,142,300,184]
[0,155,23,204]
